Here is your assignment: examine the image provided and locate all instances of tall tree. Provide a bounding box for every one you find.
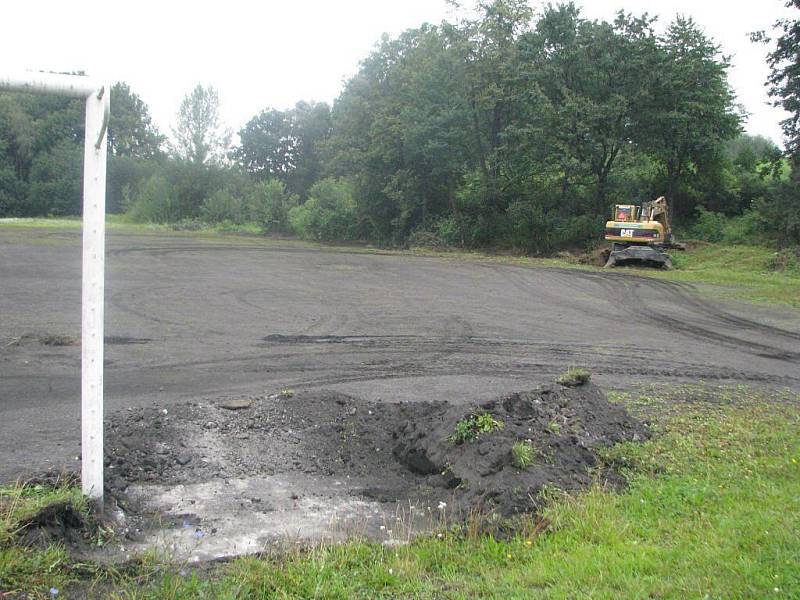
[234,101,331,198]
[753,1,800,247]
[636,17,741,219]
[756,1,800,167]
[171,84,231,166]
[235,108,294,179]
[517,5,660,213]
[108,82,165,159]
[0,92,83,216]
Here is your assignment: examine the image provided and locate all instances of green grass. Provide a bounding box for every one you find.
[0,215,264,236]
[4,385,797,598]
[633,243,800,307]
[0,215,142,231]
[555,367,591,387]
[0,475,89,595]
[511,441,537,469]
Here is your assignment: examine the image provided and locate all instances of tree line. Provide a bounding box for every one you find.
[1,1,797,252]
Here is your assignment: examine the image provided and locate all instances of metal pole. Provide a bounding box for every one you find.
[0,71,98,98]
[1,71,109,507]
[80,85,109,508]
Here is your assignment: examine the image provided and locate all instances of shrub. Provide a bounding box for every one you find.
[107,156,160,214]
[765,247,800,273]
[406,228,452,250]
[201,188,243,224]
[690,207,763,245]
[247,180,297,233]
[288,178,358,241]
[757,180,800,248]
[127,174,177,223]
[506,198,603,254]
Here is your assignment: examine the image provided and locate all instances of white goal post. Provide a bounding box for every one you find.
[0,72,109,507]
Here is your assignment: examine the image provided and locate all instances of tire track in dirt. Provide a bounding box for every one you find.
[565,269,800,341]
[587,275,800,361]
[94,334,796,387]
[638,277,800,341]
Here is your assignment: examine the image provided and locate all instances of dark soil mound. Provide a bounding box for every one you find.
[394,382,648,516]
[15,500,99,552]
[105,383,647,520]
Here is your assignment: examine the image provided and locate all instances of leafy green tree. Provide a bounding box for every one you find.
[327,23,476,242]
[0,95,34,181]
[514,6,661,215]
[235,101,331,199]
[290,101,332,198]
[171,84,231,166]
[108,83,165,159]
[201,188,243,224]
[751,2,800,248]
[27,139,83,216]
[0,163,22,215]
[755,1,800,166]
[236,108,294,179]
[0,96,33,215]
[636,17,741,220]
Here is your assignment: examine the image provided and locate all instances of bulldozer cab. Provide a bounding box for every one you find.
[614,205,639,222]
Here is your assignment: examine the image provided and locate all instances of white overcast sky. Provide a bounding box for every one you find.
[2,1,795,145]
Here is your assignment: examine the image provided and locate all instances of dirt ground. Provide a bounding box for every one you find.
[103,382,646,519]
[1,229,799,483]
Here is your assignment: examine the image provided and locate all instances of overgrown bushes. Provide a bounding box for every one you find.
[689,207,762,244]
[247,180,297,233]
[288,178,358,241]
[689,200,799,249]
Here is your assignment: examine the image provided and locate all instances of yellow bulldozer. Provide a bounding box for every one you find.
[603,196,685,269]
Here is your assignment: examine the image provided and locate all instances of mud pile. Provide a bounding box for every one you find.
[393,382,648,516]
[105,382,648,519]
[11,474,103,556]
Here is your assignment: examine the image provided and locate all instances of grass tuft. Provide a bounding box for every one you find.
[556,367,591,387]
[511,441,538,469]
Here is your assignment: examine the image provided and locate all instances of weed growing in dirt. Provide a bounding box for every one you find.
[511,441,538,469]
[547,420,562,435]
[450,412,504,444]
[556,367,591,387]
[278,388,294,398]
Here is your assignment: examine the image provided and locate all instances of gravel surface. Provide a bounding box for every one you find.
[1,230,799,480]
